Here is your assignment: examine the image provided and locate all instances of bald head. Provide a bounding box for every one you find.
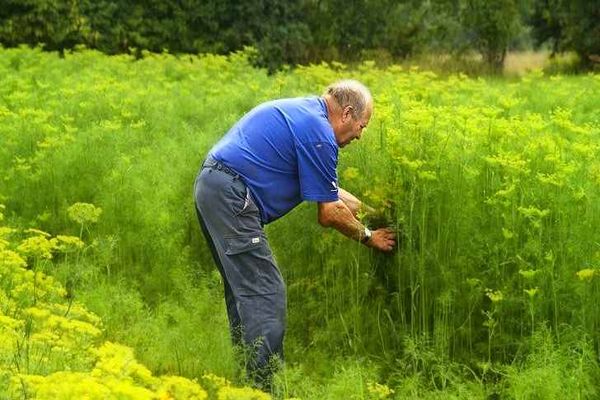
[323,80,373,120]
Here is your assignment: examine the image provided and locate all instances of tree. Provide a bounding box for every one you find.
[225,0,312,71]
[0,0,89,52]
[461,0,522,72]
[531,0,600,69]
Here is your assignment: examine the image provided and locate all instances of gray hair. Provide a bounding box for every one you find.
[324,79,372,118]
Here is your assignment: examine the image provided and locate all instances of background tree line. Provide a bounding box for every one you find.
[0,0,598,72]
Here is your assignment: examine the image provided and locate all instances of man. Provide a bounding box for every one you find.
[194,79,396,390]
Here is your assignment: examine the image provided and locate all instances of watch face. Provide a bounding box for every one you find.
[362,227,372,243]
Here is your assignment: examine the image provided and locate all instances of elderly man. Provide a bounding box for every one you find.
[194,80,396,390]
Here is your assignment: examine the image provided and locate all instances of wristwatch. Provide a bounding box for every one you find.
[361,227,372,244]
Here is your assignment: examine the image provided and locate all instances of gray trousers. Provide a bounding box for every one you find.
[194,158,286,389]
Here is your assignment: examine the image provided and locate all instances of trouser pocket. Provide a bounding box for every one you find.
[224,234,284,296]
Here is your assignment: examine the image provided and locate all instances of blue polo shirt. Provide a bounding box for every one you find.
[209,97,339,224]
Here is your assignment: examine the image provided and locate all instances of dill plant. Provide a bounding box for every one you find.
[274,61,600,396]
[1,47,599,398]
[0,206,266,400]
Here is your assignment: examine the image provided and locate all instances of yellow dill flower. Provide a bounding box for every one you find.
[106,377,156,399]
[99,118,122,131]
[49,303,102,326]
[524,288,539,298]
[0,315,24,330]
[202,374,269,400]
[11,281,35,299]
[25,228,51,237]
[158,376,208,400]
[217,386,271,400]
[517,206,550,219]
[518,269,539,280]
[0,249,27,268]
[485,289,504,303]
[92,342,159,387]
[67,202,102,225]
[367,381,395,398]
[484,152,530,174]
[17,372,112,399]
[502,228,514,239]
[17,235,58,260]
[396,155,425,171]
[30,331,60,345]
[8,374,45,397]
[576,269,596,282]
[25,306,52,320]
[31,273,67,299]
[466,278,481,288]
[130,119,147,129]
[342,167,360,181]
[46,315,102,338]
[55,235,85,252]
[202,373,231,388]
[418,170,437,181]
[0,226,17,239]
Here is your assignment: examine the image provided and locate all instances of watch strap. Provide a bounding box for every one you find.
[360,227,372,244]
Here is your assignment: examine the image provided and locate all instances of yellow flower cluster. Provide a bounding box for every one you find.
[11,229,84,263]
[202,373,271,400]
[576,269,597,282]
[55,235,85,253]
[17,235,57,260]
[0,205,260,399]
[367,381,395,399]
[524,288,539,298]
[485,289,504,303]
[67,202,103,225]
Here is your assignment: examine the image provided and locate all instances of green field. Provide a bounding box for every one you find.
[1,47,599,399]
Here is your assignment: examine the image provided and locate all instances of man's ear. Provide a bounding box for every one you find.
[342,105,354,123]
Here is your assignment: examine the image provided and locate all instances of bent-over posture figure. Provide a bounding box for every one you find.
[194,80,396,390]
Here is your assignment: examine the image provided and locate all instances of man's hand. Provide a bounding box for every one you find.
[318,201,397,253]
[365,227,396,252]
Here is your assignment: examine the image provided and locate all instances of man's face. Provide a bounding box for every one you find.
[337,106,372,148]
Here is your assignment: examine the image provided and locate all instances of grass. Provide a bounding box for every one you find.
[0,46,599,398]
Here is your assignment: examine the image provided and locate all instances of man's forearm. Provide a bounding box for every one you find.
[318,200,397,252]
[318,200,369,242]
[338,188,362,217]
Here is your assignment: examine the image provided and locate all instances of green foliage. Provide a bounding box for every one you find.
[530,0,600,70]
[3,0,595,72]
[0,0,89,51]
[502,327,599,399]
[461,0,523,72]
[0,48,599,397]
[0,208,236,399]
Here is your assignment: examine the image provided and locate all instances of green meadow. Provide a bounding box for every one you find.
[1,46,599,399]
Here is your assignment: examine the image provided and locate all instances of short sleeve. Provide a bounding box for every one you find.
[295,141,339,202]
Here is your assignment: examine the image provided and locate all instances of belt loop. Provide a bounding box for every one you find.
[202,157,240,180]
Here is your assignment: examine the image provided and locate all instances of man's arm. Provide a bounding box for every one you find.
[338,188,376,218]
[317,200,395,252]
